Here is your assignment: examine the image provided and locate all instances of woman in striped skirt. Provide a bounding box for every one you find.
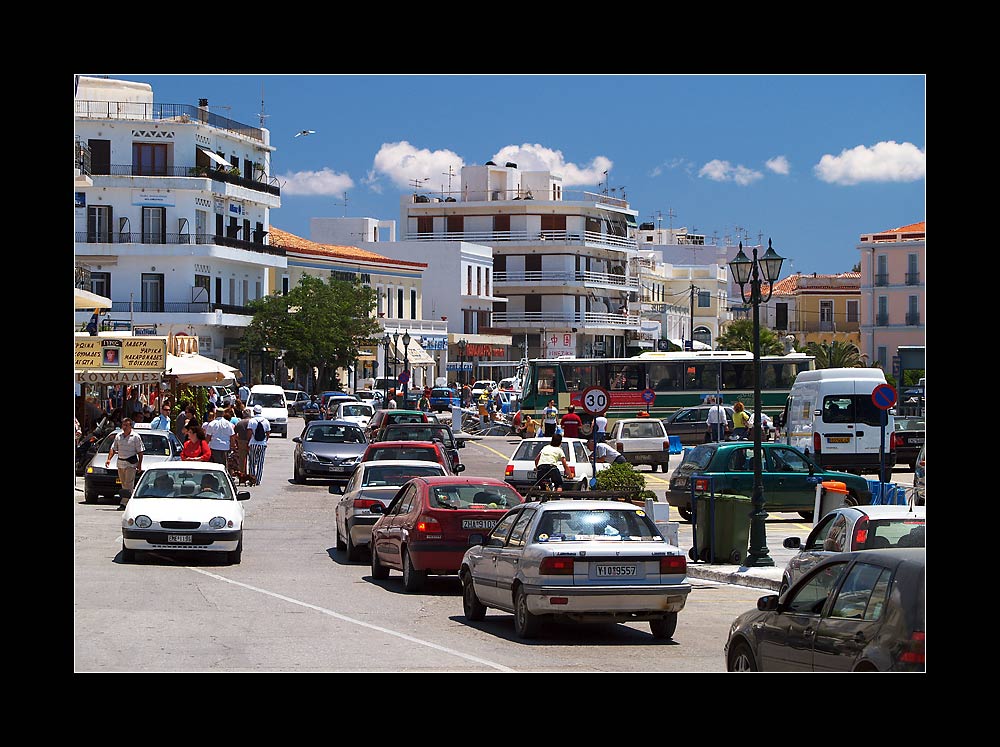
[246,405,270,486]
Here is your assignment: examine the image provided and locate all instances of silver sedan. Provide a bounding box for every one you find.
[460,500,691,639]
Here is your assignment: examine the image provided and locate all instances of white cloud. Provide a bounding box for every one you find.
[278,167,354,195]
[766,155,790,175]
[699,159,763,186]
[371,141,465,190]
[814,141,925,185]
[649,158,695,178]
[491,144,612,186]
[362,168,383,195]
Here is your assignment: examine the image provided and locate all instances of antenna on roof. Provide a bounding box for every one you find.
[258,82,269,128]
[409,177,430,192]
[442,165,456,196]
[335,192,348,217]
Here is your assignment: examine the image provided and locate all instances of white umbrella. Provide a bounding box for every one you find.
[164,353,241,385]
[75,287,113,309]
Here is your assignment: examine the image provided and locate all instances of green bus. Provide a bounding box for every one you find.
[517,351,815,427]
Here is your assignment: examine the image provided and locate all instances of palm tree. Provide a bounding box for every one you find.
[804,340,866,368]
[716,319,784,356]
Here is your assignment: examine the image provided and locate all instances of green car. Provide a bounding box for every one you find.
[666,442,872,522]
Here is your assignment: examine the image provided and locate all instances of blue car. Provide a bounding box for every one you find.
[430,387,460,412]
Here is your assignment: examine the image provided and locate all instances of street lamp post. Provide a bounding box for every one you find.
[381,333,391,403]
[402,330,411,399]
[457,339,467,387]
[728,239,784,568]
[391,332,400,395]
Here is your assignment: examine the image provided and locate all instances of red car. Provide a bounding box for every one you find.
[361,440,461,475]
[370,476,524,591]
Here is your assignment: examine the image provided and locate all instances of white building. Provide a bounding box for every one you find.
[400,162,641,361]
[74,76,282,381]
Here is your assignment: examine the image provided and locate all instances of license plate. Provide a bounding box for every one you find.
[462,519,497,530]
[596,564,637,577]
[828,436,851,443]
[908,437,924,444]
[167,534,192,543]
[115,478,121,485]
[330,466,347,472]
[526,471,537,480]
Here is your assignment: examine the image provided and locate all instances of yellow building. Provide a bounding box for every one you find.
[763,271,862,349]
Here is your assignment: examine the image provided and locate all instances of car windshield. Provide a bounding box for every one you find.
[97,431,173,455]
[133,469,234,500]
[681,444,716,469]
[383,426,454,447]
[305,424,365,443]
[894,418,925,431]
[390,414,426,424]
[512,441,572,461]
[361,464,443,486]
[249,393,284,408]
[532,509,663,542]
[859,519,926,549]
[367,447,438,462]
[430,485,523,509]
[341,404,373,417]
[432,389,455,398]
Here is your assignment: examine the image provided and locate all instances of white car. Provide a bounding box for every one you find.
[471,380,497,398]
[503,437,609,493]
[608,417,671,472]
[334,401,374,429]
[121,462,249,564]
[332,460,447,561]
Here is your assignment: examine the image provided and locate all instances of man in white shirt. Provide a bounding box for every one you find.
[204,408,236,465]
[149,404,172,430]
[706,396,728,442]
[238,382,251,404]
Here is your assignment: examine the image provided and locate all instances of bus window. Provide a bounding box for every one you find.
[685,363,719,390]
[536,366,558,396]
[560,363,598,392]
[722,362,753,390]
[646,362,683,391]
[609,363,642,391]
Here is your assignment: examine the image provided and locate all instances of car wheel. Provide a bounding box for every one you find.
[649,612,678,640]
[909,460,917,472]
[845,491,860,508]
[121,541,135,564]
[292,462,306,484]
[798,511,814,521]
[779,577,790,596]
[513,587,541,639]
[229,538,243,565]
[678,507,693,522]
[402,547,426,592]
[84,484,99,504]
[346,529,361,562]
[370,542,390,579]
[335,519,346,551]
[728,640,758,671]
[462,571,487,621]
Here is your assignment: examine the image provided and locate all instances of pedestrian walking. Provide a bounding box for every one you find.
[232,408,252,484]
[559,405,582,438]
[592,441,628,464]
[175,404,197,442]
[523,413,539,438]
[205,408,236,465]
[706,396,728,442]
[238,382,251,405]
[246,404,271,486]
[461,384,472,408]
[417,392,431,413]
[149,404,172,430]
[593,413,608,444]
[542,399,559,437]
[181,423,212,462]
[106,418,144,510]
[732,401,750,440]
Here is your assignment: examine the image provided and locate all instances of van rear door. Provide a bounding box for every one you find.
[819,389,892,463]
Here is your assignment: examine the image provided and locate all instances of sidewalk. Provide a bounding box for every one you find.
[686,562,783,592]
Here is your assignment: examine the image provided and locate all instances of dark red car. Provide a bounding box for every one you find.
[370,476,524,591]
[361,440,460,475]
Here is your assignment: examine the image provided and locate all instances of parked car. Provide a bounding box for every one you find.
[334,401,374,429]
[360,440,461,475]
[607,417,671,472]
[121,462,250,564]
[780,504,926,594]
[470,380,497,399]
[332,460,447,561]
[460,500,691,639]
[291,419,368,484]
[725,548,925,671]
[372,422,466,473]
[666,441,873,522]
[891,416,925,471]
[320,391,357,418]
[503,437,609,493]
[365,408,430,440]
[84,424,183,504]
[663,405,736,445]
[912,444,925,505]
[370,476,525,591]
[284,390,310,416]
[429,387,461,412]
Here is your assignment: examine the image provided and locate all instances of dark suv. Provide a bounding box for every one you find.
[663,405,735,446]
[372,422,466,473]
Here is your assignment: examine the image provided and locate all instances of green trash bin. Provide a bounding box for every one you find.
[692,493,752,565]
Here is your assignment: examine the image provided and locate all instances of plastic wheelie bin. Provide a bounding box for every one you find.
[691,493,752,565]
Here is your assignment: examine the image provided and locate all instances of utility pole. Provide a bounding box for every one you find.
[689,283,697,350]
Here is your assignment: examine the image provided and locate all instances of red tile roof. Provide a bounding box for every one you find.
[886,221,925,233]
[767,271,862,296]
[269,227,427,268]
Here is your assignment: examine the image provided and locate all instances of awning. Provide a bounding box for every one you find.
[164,352,241,384]
[394,337,434,366]
[75,287,113,309]
[199,148,232,169]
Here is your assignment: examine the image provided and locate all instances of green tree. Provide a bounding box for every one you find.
[804,340,866,369]
[239,274,380,390]
[716,319,784,355]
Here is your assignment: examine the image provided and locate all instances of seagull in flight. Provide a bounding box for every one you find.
[294,130,316,137]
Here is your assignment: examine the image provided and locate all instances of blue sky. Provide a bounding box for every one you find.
[87,74,925,275]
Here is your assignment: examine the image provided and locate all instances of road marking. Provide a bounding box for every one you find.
[185,567,516,672]
[468,439,513,460]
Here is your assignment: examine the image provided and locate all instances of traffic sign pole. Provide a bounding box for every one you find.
[581,386,610,488]
[871,384,898,501]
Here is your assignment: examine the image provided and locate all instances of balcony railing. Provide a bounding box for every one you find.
[876,314,889,326]
[492,311,641,329]
[905,272,920,285]
[409,230,636,250]
[493,270,638,288]
[100,301,255,315]
[905,312,921,325]
[874,273,889,286]
[90,164,280,196]
[75,101,264,142]
[75,232,285,257]
[76,138,91,175]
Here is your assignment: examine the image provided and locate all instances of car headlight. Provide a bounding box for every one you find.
[303,452,319,462]
[340,456,358,465]
[209,516,228,529]
[134,515,152,529]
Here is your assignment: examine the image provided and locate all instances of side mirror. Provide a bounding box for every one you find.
[757,594,779,611]
[486,537,504,548]
[237,491,251,501]
[369,503,384,514]
[329,483,344,495]
[455,463,466,473]
[292,437,302,443]
[783,536,801,549]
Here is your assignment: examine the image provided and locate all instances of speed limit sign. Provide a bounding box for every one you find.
[580,386,610,415]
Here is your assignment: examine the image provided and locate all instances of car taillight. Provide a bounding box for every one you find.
[663,441,670,450]
[660,555,686,574]
[355,499,381,510]
[539,557,574,575]
[852,517,869,548]
[505,465,514,476]
[415,515,442,536]
[899,631,925,664]
[566,465,575,478]
[693,478,710,492]
[616,442,624,452]
[813,432,822,454]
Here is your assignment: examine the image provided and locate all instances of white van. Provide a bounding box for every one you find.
[783,368,896,477]
[246,384,288,438]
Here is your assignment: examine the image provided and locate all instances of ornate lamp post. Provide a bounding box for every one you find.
[457,339,467,387]
[381,333,392,403]
[402,330,411,399]
[728,239,784,568]
[391,332,400,393]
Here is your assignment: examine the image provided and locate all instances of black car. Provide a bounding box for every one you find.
[371,422,466,473]
[891,417,925,470]
[662,405,735,446]
[725,548,925,672]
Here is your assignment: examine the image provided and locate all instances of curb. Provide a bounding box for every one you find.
[687,565,782,592]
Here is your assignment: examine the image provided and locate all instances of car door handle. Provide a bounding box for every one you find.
[804,629,815,638]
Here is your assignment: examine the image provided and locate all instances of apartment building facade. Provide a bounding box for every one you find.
[761,271,862,349]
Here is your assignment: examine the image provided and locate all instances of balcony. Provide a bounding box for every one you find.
[876,314,889,326]
[491,311,641,330]
[75,138,91,175]
[90,163,280,196]
[75,232,285,257]
[874,273,889,286]
[905,312,921,325]
[493,270,638,289]
[905,272,921,285]
[409,230,636,252]
[75,101,265,143]
[102,301,255,315]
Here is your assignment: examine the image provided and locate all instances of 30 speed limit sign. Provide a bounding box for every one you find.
[580,386,610,415]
